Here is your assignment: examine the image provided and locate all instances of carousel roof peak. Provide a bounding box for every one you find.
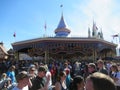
[54,13,71,37]
[57,13,66,28]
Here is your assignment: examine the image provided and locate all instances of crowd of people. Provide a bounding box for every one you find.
[0,59,120,90]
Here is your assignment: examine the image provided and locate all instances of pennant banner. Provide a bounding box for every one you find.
[112,34,118,37]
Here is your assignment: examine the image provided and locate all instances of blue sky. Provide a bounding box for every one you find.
[0,0,120,50]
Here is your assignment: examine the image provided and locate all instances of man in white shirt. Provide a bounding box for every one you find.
[12,71,32,90]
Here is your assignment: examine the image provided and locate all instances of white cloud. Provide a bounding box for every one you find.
[68,0,120,43]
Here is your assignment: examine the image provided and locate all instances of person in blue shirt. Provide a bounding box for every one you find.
[6,65,16,84]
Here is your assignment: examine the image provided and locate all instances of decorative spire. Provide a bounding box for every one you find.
[100,28,104,39]
[57,14,66,28]
[88,27,91,37]
[92,20,98,37]
[54,5,71,37]
[93,21,98,31]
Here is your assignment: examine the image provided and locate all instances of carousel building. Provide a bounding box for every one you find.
[12,13,117,63]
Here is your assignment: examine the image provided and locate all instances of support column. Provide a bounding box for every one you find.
[45,50,49,64]
[15,51,19,60]
[94,49,97,62]
[93,47,96,63]
[45,51,47,64]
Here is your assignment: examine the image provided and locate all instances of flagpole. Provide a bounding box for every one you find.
[118,34,120,56]
[60,4,63,16]
[117,34,120,56]
[117,34,119,44]
[118,34,120,44]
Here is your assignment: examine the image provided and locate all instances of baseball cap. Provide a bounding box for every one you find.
[38,66,47,72]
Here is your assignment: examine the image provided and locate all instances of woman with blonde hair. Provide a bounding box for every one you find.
[0,73,7,81]
[110,64,120,90]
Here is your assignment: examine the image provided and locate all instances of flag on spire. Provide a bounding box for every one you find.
[112,34,118,37]
[13,32,16,37]
[95,26,98,30]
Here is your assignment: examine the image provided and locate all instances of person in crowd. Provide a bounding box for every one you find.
[64,63,71,73]
[30,66,50,90]
[88,63,97,75]
[2,77,13,90]
[0,73,7,81]
[83,64,89,79]
[110,64,120,90]
[106,61,112,74]
[45,65,53,90]
[6,65,16,84]
[73,61,80,76]
[85,72,116,90]
[0,76,12,90]
[55,71,67,90]
[0,73,7,89]
[50,63,56,84]
[28,66,36,83]
[69,75,84,90]
[64,62,72,89]
[12,71,32,90]
[64,62,72,72]
[97,60,108,75]
[33,62,39,75]
[64,68,72,89]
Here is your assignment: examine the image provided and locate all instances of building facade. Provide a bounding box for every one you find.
[12,13,117,63]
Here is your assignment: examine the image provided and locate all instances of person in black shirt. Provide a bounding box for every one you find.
[97,60,108,75]
[30,66,50,90]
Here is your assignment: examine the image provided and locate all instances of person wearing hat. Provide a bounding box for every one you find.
[28,66,36,83]
[30,65,50,90]
[12,71,32,90]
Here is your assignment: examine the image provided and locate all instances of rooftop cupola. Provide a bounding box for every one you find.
[54,13,71,37]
